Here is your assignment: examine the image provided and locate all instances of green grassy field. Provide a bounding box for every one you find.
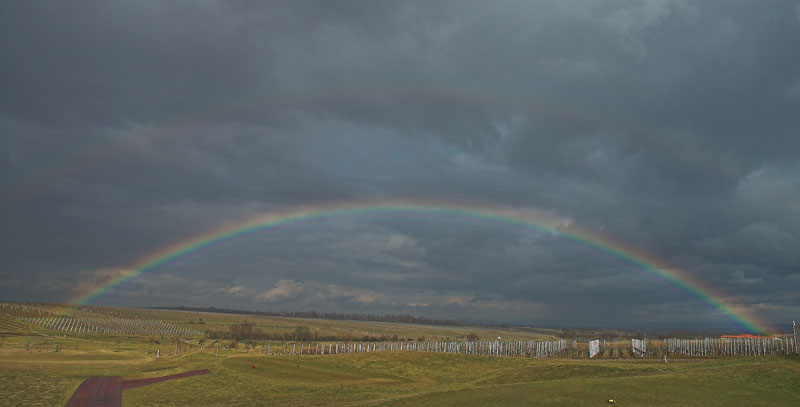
[123,354,800,406]
[1,336,798,406]
[1,303,798,406]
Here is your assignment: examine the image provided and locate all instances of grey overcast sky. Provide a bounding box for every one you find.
[1,1,798,331]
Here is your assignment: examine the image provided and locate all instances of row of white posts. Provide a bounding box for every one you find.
[265,339,567,358]
[661,337,796,357]
[0,303,57,318]
[261,336,797,359]
[24,317,200,336]
[584,336,796,358]
[631,338,646,357]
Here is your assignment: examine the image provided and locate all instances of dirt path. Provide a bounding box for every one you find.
[65,376,121,407]
[66,369,210,407]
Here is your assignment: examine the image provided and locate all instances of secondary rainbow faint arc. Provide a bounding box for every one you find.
[70,199,768,333]
[5,86,738,200]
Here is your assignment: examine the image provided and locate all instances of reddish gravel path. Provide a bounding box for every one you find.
[65,376,121,407]
[65,369,210,407]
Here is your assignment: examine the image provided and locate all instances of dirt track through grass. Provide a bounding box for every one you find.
[65,370,210,407]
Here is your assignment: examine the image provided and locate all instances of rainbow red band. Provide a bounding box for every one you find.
[70,199,768,333]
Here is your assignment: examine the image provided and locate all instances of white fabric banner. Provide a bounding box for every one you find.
[589,339,600,358]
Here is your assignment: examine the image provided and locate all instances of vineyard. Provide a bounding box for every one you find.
[0,302,201,337]
[23,316,200,336]
[1,300,799,407]
[0,316,33,335]
[1,301,797,359]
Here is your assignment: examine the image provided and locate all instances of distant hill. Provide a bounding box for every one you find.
[149,306,474,327]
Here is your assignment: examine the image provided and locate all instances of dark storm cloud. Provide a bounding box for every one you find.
[1,1,798,329]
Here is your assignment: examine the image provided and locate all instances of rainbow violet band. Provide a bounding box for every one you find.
[70,199,768,333]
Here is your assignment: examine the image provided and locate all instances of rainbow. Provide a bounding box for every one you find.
[69,199,768,332]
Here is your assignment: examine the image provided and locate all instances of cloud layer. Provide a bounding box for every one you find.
[1,1,798,330]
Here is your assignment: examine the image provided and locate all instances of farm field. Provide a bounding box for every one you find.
[1,339,798,406]
[1,303,798,406]
[1,302,558,342]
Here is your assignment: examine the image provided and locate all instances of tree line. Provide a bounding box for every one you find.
[205,322,430,342]
[154,306,472,327]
